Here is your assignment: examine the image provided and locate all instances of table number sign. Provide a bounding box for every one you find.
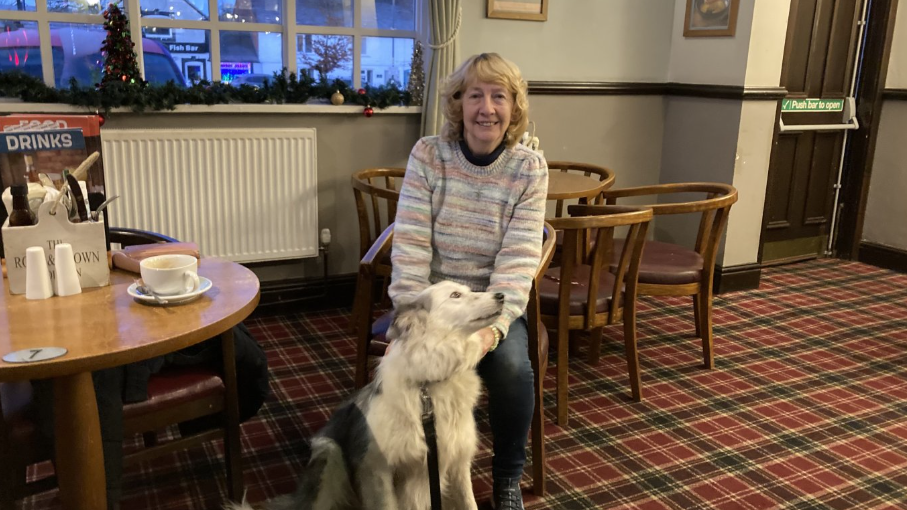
[3,347,68,363]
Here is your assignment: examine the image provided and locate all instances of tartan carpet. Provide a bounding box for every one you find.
[21,259,907,509]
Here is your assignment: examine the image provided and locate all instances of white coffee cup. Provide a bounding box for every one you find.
[139,254,200,296]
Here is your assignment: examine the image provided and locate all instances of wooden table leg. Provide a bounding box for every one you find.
[53,372,108,510]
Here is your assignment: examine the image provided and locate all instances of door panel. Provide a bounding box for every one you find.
[761,0,863,263]
[823,0,859,95]
[766,136,797,230]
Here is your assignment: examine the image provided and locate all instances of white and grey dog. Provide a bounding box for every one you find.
[230,281,504,510]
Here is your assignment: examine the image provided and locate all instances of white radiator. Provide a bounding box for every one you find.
[101,128,318,262]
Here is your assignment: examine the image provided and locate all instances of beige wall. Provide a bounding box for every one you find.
[863,1,907,251]
[863,101,907,250]
[886,0,907,88]
[103,112,422,281]
[459,0,674,82]
[667,0,754,85]
[660,0,790,267]
[745,0,791,87]
[530,95,665,189]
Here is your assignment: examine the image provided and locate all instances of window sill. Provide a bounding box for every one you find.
[0,99,422,115]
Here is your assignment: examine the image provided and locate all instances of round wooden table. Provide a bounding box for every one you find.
[0,257,260,510]
[547,171,610,201]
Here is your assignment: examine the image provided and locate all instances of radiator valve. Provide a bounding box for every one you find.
[320,228,332,247]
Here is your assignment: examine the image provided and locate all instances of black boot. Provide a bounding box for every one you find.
[492,477,524,510]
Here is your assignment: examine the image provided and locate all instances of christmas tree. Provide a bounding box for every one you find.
[407,40,425,106]
[100,2,143,87]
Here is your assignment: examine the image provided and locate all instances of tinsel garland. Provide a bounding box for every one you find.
[0,70,414,114]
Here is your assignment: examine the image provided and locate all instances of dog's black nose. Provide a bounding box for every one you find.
[495,293,505,301]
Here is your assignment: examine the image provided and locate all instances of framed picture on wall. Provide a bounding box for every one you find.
[487,0,548,22]
[684,0,739,37]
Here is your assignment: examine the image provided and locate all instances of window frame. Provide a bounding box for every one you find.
[1,0,423,90]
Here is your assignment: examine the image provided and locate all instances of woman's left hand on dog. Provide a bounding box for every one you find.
[478,327,496,355]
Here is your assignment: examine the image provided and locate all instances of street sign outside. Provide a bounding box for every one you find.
[782,98,845,113]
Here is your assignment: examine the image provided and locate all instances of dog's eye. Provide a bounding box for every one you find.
[450,291,461,298]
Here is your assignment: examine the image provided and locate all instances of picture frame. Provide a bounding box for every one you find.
[683,0,739,37]
[486,0,548,22]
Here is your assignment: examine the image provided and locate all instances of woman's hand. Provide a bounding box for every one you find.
[477,327,496,355]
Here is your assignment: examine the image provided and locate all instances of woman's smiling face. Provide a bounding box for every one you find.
[462,80,513,156]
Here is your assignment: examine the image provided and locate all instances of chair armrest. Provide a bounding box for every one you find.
[359,223,395,269]
[602,183,737,215]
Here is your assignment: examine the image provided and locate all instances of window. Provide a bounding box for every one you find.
[1,0,420,90]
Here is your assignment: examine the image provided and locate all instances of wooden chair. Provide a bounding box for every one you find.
[351,167,405,261]
[538,205,653,426]
[351,222,557,496]
[547,161,616,217]
[546,161,617,264]
[351,168,405,329]
[0,228,244,509]
[0,382,56,510]
[603,183,738,369]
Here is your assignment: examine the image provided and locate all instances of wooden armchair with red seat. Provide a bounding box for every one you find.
[0,228,244,509]
[538,205,653,426]
[351,167,405,279]
[351,222,557,496]
[603,183,738,370]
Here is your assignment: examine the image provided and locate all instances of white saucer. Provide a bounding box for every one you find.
[128,277,213,306]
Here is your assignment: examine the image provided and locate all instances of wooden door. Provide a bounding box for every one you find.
[761,0,864,263]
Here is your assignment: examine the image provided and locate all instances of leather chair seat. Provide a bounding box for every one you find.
[368,311,393,355]
[539,265,621,316]
[123,367,223,419]
[611,239,703,285]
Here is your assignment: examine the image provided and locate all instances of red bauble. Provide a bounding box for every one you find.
[96,114,106,127]
[357,88,366,95]
[363,106,374,117]
[121,75,127,81]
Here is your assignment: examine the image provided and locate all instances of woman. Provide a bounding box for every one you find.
[389,53,547,510]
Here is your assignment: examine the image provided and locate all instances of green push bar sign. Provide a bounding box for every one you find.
[782,98,845,112]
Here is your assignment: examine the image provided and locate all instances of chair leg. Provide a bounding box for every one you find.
[623,305,642,402]
[556,327,570,427]
[354,334,371,390]
[568,330,582,358]
[530,353,546,496]
[692,294,702,337]
[0,463,18,510]
[142,432,158,447]
[697,290,715,369]
[220,329,244,500]
[586,327,604,365]
[224,414,244,500]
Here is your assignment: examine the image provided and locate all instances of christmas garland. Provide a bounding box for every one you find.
[0,70,415,114]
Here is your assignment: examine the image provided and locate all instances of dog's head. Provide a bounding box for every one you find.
[383,281,505,383]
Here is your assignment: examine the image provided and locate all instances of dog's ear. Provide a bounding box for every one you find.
[387,294,429,342]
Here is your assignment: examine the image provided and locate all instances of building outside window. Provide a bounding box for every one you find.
[0,0,419,90]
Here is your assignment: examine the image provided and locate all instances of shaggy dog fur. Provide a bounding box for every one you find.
[229,281,504,510]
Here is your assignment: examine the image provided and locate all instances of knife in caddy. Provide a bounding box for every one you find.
[66,173,90,223]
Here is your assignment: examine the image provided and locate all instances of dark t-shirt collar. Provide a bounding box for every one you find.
[459,139,506,167]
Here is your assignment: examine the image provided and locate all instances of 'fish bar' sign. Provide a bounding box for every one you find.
[0,129,86,153]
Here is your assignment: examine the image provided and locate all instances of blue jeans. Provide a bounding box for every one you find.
[477,316,534,480]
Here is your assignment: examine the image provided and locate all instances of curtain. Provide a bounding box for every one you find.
[421,1,461,137]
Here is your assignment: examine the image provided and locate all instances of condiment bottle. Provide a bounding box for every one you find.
[9,184,37,227]
[24,154,40,184]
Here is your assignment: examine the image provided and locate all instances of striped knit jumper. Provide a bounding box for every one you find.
[389,136,549,336]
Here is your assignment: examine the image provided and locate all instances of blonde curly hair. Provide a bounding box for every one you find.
[440,53,529,149]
